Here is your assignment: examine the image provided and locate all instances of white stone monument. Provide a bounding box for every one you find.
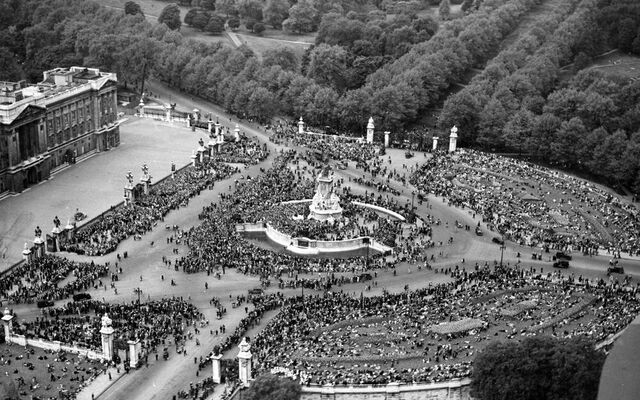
[298,117,305,134]
[33,228,45,259]
[366,117,374,144]
[211,353,223,384]
[191,150,198,167]
[100,313,115,361]
[384,131,390,148]
[237,337,252,387]
[140,164,152,195]
[308,165,342,222]
[124,171,135,206]
[449,126,458,153]
[22,243,32,262]
[2,308,13,338]
[128,339,140,368]
[234,124,240,142]
[432,136,439,151]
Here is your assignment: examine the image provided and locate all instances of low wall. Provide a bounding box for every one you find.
[300,379,472,400]
[351,201,406,222]
[5,334,107,361]
[235,222,393,256]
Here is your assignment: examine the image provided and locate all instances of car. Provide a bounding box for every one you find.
[492,237,504,245]
[555,251,572,261]
[553,260,569,269]
[475,227,483,236]
[607,265,625,275]
[72,293,92,302]
[359,273,373,281]
[37,300,54,308]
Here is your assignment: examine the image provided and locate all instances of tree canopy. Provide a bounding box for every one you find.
[242,373,301,400]
[159,3,182,30]
[471,336,605,400]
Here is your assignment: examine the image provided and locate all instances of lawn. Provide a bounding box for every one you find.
[587,51,640,81]
[0,343,108,400]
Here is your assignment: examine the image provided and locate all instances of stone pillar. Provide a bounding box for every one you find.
[237,337,252,387]
[298,117,305,134]
[165,106,172,123]
[191,150,198,167]
[366,117,374,144]
[208,139,215,157]
[211,353,223,384]
[234,124,240,142]
[214,119,221,137]
[208,119,213,134]
[432,136,439,151]
[384,131,390,148]
[386,382,400,399]
[128,339,140,368]
[51,227,62,252]
[2,308,14,338]
[33,236,45,259]
[449,126,458,153]
[138,99,145,118]
[100,314,115,361]
[22,243,32,262]
[65,220,75,241]
[186,116,190,128]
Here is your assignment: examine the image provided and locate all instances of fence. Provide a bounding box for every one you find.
[5,334,107,361]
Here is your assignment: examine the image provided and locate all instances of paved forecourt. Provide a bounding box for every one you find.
[0,118,211,272]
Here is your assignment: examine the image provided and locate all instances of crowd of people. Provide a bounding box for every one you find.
[252,263,640,385]
[410,149,640,255]
[13,297,204,355]
[0,255,109,304]
[64,160,239,256]
[269,121,380,163]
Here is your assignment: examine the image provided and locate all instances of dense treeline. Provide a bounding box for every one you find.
[439,0,640,192]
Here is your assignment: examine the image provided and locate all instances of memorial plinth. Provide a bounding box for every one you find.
[308,167,342,222]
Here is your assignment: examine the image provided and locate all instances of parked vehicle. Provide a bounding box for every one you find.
[553,260,569,269]
[555,251,572,261]
[607,265,625,275]
[475,227,483,236]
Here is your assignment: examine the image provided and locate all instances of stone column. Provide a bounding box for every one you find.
[384,131,390,148]
[22,243,32,263]
[211,353,223,384]
[2,308,14,338]
[65,220,75,241]
[385,382,400,400]
[298,117,305,134]
[366,117,374,144]
[214,119,221,137]
[191,150,198,167]
[33,235,45,259]
[100,314,115,361]
[128,339,140,368]
[432,136,439,151]
[165,106,172,123]
[237,337,252,387]
[208,119,213,134]
[51,227,62,252]
[449,126,458,153]
[138,99,145,118]
[234,124,240,142]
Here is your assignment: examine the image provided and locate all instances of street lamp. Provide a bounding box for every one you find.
[499,237,506,267]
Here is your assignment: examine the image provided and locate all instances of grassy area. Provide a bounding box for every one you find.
[0,343,107,400]
[587,51,640,80]
[235,33,312,60]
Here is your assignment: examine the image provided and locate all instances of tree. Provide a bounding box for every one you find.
[228,17,240,29]
[159,3,182,30]
[617,18,636,53]
[439,0,450,21]
[461,0,474,12]
[200,0,216,10]
[253,22,266,35]
[263,47,299,71]
[282,0,317,34]
[124,1,143,16]
[184,8,199,26]
[216,0,237,17]
[237,0,263,22]
[206,15,225,34]
[472,336,605,400]
[306,44,347,90]
[264,0,289,29]
[243,373,301,400]
[0,46,22,81]
[192,12,211,30]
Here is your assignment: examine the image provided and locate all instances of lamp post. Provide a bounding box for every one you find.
[499,237,506,267]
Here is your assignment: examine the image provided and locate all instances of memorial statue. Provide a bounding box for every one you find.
[238,337,251,353]
[53,216,60,228]
[126,171,134,185]
[101,313,112,328]
[34,226,42,238]
[198,137,205,147]
[142,164,149,177]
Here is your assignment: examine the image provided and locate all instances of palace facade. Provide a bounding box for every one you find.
[0,66,120,195]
